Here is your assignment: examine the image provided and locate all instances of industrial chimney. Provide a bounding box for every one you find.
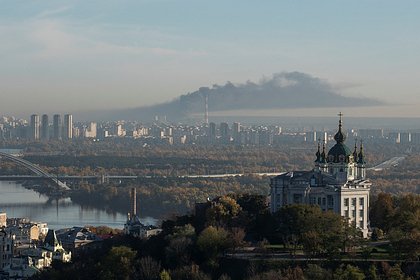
[130,187,137,218]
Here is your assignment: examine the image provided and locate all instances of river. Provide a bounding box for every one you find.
[0,181,157,229]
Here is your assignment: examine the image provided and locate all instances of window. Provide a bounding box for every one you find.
[310,197,316,204]
[359,221,364,228]
[327,195,333,206]
[359,197,364,207]
[318,197,321,205]
[349,168,353,176]
[322,198,326,205]
[293,194,303,204]
[344,198,349,207]
[352,198,356,206]
[352,210,356,217]
[344,210,349,217]
[360,210,364,217]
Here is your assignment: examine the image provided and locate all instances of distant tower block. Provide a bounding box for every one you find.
[130,188,137,217]
[204,93,209,125]
[30,114,40,140]
[63,114,73,139]
[53,114,62,140]
[41,114,49,140]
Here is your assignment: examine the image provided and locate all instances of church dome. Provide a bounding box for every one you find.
[328,143,352,162]
[327,113,352,163]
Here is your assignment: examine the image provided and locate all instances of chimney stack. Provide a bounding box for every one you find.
[130,188,137,217]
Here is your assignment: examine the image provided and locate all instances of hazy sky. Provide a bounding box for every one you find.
[1,1,419,116]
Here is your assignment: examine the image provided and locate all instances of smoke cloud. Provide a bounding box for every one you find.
[81,72,381,121]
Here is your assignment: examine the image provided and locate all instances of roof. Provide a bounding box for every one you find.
[273,170,340,186]
[44,229,60,248]
[328,142,352,162]
[57,227,101,243]
[327,114,353,163]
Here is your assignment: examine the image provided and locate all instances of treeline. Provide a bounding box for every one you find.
[370,193,420,260]
[32,193,419,280]
[70,176,269,218]
[2,139,395,177]
[369,155,420,194]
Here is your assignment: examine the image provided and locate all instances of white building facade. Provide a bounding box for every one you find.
[270,114,371,237]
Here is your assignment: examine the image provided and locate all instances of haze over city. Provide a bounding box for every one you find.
[1,1,420,118]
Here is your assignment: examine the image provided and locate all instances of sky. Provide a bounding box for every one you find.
[1,0,419,117]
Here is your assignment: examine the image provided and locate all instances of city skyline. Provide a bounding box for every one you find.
[1,1,419,117]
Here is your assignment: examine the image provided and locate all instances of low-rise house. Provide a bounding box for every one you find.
[124,215,162,238]
[124,188,162,239]
[4,256,40,279]
[6,225,39,245]
[0,213,6,228]
[42,230,71,263]
[35,223,48,237]
[56,227,102,256]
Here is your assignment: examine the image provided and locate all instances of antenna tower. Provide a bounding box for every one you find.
[204,93,209,124]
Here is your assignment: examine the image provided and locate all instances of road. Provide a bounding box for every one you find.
[180,172,284,178]
[368,156,406,171]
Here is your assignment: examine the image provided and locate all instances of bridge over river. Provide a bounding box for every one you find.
[0,151,70,190]
[0,150,286,192]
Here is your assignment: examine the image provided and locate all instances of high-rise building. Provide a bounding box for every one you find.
[220,122,230,143]
[305,131,317,142]
[83,122,97,138]
[400,132,411,144]
[232,122,241,142]
[388,132,400,144]
[63,114,73,139]
[53,114,62,140]
[358,129,383,140]
[30,114,40,140]
[41,114,49,140]
[208,122,216,141]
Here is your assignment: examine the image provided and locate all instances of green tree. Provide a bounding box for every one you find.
[366,265,379,280]
[370,193,395,232]
[197,226,231,268]
[136,256,161,280]
[206,196,242,226]
[385,264,406,280]
[160,270,171,280]
[304,264,332,280]
[333,265,365,280]
[99,246,137,280]
[165,224,196,267]
[274,204,345,256]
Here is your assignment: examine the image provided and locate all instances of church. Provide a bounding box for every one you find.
[270,114,371,237]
